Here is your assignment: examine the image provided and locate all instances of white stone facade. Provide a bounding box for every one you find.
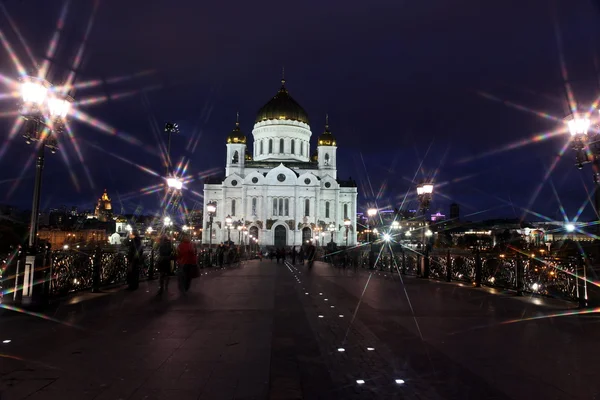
[203,85,357,248]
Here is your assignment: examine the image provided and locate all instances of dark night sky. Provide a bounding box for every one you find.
[1,0,599,222]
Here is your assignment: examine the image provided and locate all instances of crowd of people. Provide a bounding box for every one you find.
[124,230,198,296]
[123,231,321,295]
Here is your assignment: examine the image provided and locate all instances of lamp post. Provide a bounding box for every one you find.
[20,77,72,249]
[328,222,335,244]
[567,111,600,233]
[207,201,217,249]
[367,208,377,243]
[417,182,434,278]
[344,218,351,247]
[164,122,179,176]
[164,216,173,237]
[16,76,72,305]
[225,215,232,244]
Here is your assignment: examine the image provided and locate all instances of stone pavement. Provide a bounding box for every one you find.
[0,260,599,399]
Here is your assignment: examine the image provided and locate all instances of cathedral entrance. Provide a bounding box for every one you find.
[302,227,312,244]
[274,225,287,248]
[249,226,259,240]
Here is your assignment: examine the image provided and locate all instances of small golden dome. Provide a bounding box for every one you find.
[245,150,253,161]
[226,112,247,144]
[317,114,337,146]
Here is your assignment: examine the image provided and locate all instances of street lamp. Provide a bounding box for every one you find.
[206,201,217,249]
[164,122,179,176]
[344,218,351,247]
[366,208,377,243]
[20,76,73,249]
[567,111,600,233]
[328,222,335,244]
[225,215,232,243]
[417,182,434,278]
[15,76,72,306]
[166,177,183,190]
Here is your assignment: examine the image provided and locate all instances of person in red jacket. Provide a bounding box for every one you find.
[177,234,197,293]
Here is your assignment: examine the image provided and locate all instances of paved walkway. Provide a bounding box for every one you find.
[0,260,598,399]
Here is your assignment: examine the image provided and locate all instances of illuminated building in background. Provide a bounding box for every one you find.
[203,78,358,247]
[430,212,446,222]
[94,189,113,222]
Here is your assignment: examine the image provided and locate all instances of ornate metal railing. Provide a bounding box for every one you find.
[41,245,243,296]
[327,248,580,302]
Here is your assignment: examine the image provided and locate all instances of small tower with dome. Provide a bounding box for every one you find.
[225,112,247,176]
[317,114,337,179]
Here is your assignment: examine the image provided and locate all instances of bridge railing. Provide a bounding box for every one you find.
[1,244,248,298]
[323,248,579,302]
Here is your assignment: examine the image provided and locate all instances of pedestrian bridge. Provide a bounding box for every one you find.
[0,260,597,399]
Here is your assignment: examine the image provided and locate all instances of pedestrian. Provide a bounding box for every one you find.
[157,235,174,295]
[291,246,297,265]
[127,230,143,290]
[307,242,316,269]
[177,233,197,293]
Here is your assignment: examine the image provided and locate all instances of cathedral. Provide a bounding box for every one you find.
[202,78,358,248]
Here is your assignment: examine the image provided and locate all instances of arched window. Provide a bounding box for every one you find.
[344,204,348,219]
[252,198,257,215]
[324,153,330,165]
[325,201,330,218]
[305,199,310,217]
[278,198,283,216]
[269,139,273,153]
[232,151,239,164]
[284,199,289,216]
[280,138,284,153]
[291,140,295,154]
[260,141,264,155]
[272,198,277,215]
[232,199,236,215]
[300,141,304,156]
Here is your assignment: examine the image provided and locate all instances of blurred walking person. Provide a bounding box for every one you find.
[157,235,174,295]
[177,234,196,293]
[127,230,143,290]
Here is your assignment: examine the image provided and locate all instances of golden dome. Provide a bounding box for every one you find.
[255,79,309,124]
[245,150,253,161]
[226,112,246,144]
[317,114,337,146]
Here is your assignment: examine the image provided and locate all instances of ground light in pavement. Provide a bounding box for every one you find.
[367,347,375,351]
[3,339,11,344]
[395,379,405,384]
[318,315,324,318]
[339,314,344,317]
[337,348,345,352]
[356,380,365,385]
